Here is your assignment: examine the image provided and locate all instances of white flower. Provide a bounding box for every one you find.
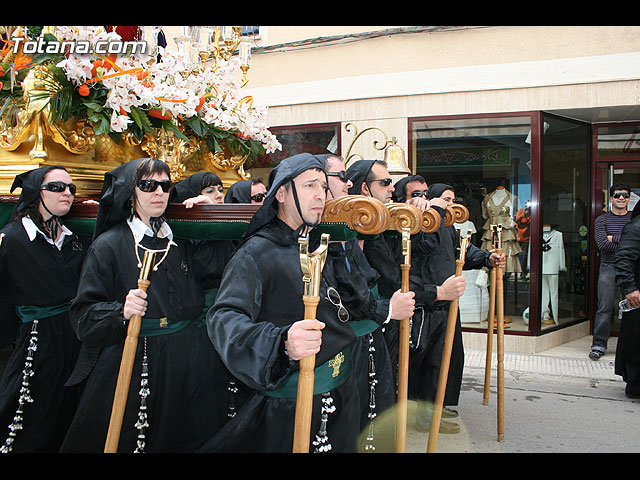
[110,110,133,132]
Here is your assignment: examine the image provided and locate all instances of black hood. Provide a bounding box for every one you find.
[632,199,640,219]
[94,158,145,239]
[171,171,221,203]
[346,160,376,195]
[427,183,454,200]
[224,180,252,203]
[243,153,326,241]
[10,165,68,218]
[391,176,412,203]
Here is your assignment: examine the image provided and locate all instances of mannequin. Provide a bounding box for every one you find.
[480,185,522,273]
[455,220,489,324]
[528,225,566,325]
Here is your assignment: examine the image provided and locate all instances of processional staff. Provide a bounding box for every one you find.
[492,224,506,442]
[427,225,472,454]
[483,224,500,406]
[292,233,330,453]
[104,240,174,453]
[385,202,440,453]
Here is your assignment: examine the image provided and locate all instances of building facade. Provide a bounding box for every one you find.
[165,26,640,352]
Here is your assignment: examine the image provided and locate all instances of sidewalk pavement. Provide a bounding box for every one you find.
[399,334,640,453]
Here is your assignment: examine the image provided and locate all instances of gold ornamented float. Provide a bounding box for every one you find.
[0,25,462,240]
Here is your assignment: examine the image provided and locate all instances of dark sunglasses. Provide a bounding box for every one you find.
[327,170,350,183]
[137,179,172,193]
[411,190,429,198]
[41,181,76,195]
[250,192,267,202]
[613,192,630,199]
[370,177,393,187]
[326,286,349,323]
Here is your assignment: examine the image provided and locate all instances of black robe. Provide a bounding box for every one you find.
[408,205,491,406]
[614,215,640,393]
[361,232,404,379]
[323,237,398,452]
[60,222,231,453]
[200,219,379,453]
[0,220,89,452]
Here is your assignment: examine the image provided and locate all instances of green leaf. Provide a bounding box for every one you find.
[162,120,189,142]
[184,115,208,138]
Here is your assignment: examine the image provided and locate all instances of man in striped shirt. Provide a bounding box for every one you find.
[591,182,633,360]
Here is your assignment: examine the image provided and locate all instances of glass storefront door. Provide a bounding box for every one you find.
[410,113,534,333]
[593,161,640,336]
[538,113,590,332]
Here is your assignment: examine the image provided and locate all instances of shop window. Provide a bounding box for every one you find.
[596,124,640,159]
[540,114,590,329]
[411,114,533,332]
[246,123,340,183]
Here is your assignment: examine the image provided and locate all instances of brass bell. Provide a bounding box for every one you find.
[384,137,410,175]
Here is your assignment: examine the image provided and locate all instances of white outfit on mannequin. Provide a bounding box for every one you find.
[455,221,489,323]
[528,226,565,324]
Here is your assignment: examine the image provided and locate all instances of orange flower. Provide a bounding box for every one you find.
[12,52,32,71]
[148,108,171,120]
[78,84,90,96]
[195,96,206,112]
[91,60,103,77]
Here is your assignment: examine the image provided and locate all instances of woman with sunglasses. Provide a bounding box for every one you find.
[171,171,225,207]
[60,158,234,453]
[0,166,90,452]
[224,179,267,204]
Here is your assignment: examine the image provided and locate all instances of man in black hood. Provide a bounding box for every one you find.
[202,153,373,453]
[345,160,429,391]
[408,182,504,434]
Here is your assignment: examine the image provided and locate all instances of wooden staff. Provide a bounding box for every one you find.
[426,229,472,453]
[482,227,499,406]
[395,228,411,453]
[292,233,330,453]
[493,224,506,442]
[104,248,156,453]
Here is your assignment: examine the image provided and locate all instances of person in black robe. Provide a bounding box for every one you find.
[0,166,90,453]
[614,202,640,398]
[200,153,408,453]
[171,171,225,206]
[345,161,429,390]
[322,154,415,452]
[60,158,231,453]
[408,183,504,433]
[224,178,267,204]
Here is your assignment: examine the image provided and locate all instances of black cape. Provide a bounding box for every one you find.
[614,214,640,392]
[61,158,233,452]
[201,218,365,453]
[408,205,491,405]
[60,222,231,452]
[0,204,89,452]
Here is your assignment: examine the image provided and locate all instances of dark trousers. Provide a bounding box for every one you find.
[592,263,619,352]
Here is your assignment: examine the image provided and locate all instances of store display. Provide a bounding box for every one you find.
[528,225,566,325]
[480,186,522,273]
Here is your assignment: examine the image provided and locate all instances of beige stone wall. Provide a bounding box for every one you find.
[245,26,640,87]
[160,26,640,161]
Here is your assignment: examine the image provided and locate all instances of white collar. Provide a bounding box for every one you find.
[22,215,72,250]
[126,216,173,244]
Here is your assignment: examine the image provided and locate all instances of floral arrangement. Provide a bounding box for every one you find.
[0,26,281,159]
